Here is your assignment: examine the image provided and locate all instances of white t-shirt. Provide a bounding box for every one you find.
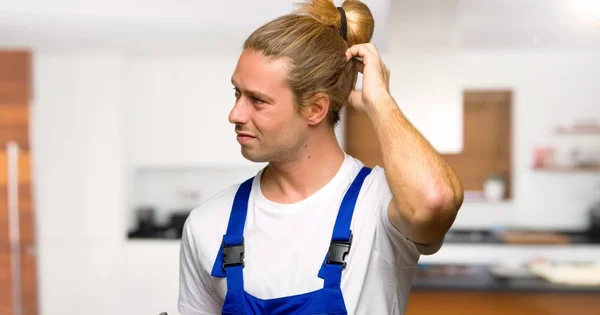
[178,154,425,315]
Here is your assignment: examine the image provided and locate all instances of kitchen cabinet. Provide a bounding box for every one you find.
[408,264,600,315]
[407,291,600,315]
[382,0,463,154]
[0,50,38,315]
[441,90,513,199]
[126,57,250,167]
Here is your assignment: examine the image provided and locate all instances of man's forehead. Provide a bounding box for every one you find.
[232,50,291,89]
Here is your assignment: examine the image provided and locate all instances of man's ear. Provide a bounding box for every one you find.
[301,93,330,126]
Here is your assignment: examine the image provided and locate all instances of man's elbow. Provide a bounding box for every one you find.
[390,181,464,247]
[413,183,463,240]
[425,180,464,216]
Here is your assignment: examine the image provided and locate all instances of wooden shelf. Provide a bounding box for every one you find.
[554,126,600,135]
[533,165,600,172]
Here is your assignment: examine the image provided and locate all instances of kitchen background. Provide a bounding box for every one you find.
[1,0,600,315]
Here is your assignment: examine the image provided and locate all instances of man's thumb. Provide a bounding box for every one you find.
[348,90,363,109]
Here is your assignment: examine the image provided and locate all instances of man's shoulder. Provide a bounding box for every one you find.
[185,182,242,235]
[343,154,387,184]
[341,155,391,210]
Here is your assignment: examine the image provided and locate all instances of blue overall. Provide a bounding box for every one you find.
[210,167,372,315]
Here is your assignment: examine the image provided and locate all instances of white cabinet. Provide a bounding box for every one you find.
[126,56,254,167]
[383,0,463,154]
[384,52,463,154]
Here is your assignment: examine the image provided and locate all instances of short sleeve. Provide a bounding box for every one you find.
[366,166,421,267]
[178,219,223,315]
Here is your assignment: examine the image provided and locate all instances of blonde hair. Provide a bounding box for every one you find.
[243,0,375,125]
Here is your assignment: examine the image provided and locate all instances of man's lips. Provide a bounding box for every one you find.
[236,133,256,143]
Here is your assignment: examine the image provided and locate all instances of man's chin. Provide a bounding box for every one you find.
[241,149,268,163]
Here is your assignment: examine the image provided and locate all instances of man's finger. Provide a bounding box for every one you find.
[348,89,363,110]
[354,59,365,73]
[345,44,376,63]
[364,43,380,57]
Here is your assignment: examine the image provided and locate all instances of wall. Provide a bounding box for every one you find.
[125,55,247,167]
[385,0,464,154]
[453,50,600,230]
[31,52,129,315]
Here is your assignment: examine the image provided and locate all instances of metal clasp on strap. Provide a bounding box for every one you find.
[222,238,245,269]
[326,233,353,270]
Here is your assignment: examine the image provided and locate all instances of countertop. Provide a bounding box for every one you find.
[130,228,600,245]
[412,264,600,293]
[443,229,599,245]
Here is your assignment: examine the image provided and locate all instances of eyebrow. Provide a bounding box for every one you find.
[231,77,275,103]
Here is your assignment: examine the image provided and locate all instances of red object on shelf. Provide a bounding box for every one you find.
[533,147,554,168]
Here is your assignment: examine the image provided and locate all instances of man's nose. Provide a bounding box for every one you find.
[228,99,249,125]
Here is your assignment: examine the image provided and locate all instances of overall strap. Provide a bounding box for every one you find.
[319,166,372,289]
[210,177,254,293]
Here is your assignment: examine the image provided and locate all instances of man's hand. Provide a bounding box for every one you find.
[345,43,392,116]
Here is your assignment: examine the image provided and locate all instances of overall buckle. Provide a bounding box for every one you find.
[326,233,353,270]
[222,238,245,269]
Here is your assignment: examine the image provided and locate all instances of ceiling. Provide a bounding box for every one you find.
[0,0,391,53]
[0,0,599,53]
[458,0,600,50]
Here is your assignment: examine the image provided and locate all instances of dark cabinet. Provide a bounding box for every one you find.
[0,50,38,315]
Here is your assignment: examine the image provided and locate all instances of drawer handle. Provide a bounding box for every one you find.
[7,141,23,315]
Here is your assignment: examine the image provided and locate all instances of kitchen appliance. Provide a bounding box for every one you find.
[529,261,600,286]
[128,206,160,238]
[170,210,191,238]
[588,199,600,241]
[135,206,157,233]
[490,261,538,280]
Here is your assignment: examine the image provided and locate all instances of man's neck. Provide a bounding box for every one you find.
[260,131,345,204]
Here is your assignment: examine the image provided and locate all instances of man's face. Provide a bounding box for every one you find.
[229,49,309,163]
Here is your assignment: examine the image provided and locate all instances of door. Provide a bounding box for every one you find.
[0,51,37,315]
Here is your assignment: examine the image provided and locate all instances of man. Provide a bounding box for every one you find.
[178,1,463,314]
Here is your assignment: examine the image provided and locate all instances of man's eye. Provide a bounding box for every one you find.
[253,97,265,104]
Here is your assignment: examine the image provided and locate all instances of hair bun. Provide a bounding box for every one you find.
[296,0,375,46]
[340,0,375,46]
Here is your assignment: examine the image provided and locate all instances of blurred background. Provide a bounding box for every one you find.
[1,0,600,314]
